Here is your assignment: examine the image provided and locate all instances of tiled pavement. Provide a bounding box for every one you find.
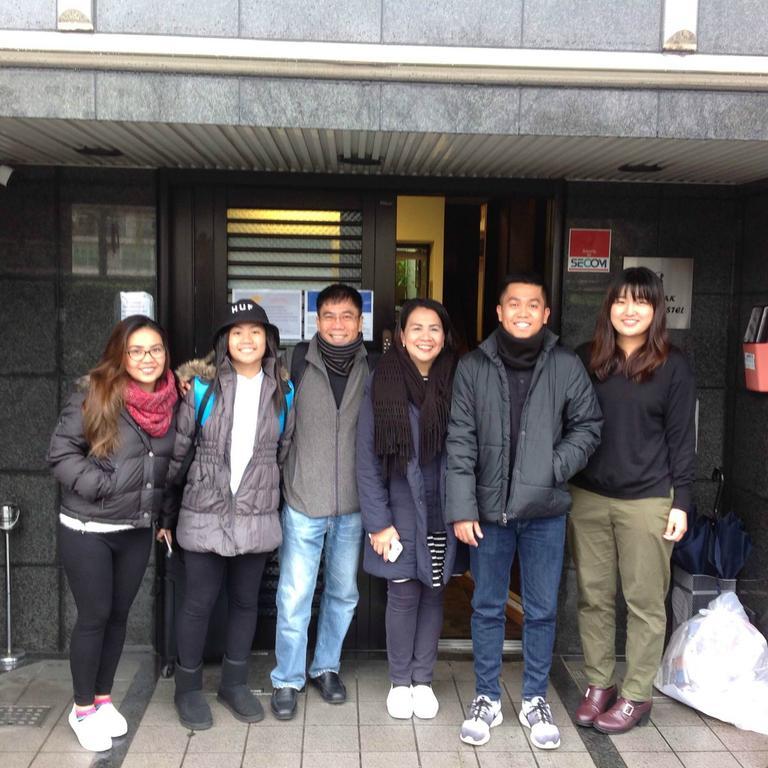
[2,652,767,768]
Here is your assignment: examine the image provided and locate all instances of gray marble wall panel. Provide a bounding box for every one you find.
[0,474,58,564]
[382,0,523,46]
[520,88,658,138]
[0,1,54,30]
[0,69,94,119]
[522,0,662,51]
[97,73,239,125]
[0,566,59,651]
[742,197,768,293]
[380,83,518,134]
[0,280,56,373]
[241,79,380,132]
[698,0,768,55]
[0,170,57,275]
[659,92,768,141]
[241,0,380,42]
[0,377,58,471]
[98,0,238,37]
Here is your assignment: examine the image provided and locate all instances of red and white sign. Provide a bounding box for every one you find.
[567,228,612,272]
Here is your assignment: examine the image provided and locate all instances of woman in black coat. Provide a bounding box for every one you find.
[48,315,177,753]
[356,298,458,720]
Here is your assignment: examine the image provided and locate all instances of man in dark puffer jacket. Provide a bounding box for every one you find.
[446,273,602,752]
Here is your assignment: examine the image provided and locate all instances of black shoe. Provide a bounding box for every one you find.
[309,671,346,704]
[270,687,299,720]
[217,656,264,724]
[174,662,213,730]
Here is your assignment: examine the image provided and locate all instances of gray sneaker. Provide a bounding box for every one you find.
[519,696,561,750]
[459,695,503,746]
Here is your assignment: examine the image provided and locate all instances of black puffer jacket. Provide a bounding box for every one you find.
[445,329,602,525]
[48,387,176,527]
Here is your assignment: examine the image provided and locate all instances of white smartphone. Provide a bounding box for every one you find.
[387,538,403,562]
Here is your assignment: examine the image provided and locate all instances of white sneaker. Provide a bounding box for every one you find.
[68,705,112,752]
[519,696,561,750]
[386,685,413,719]
[459,695,503,746]
[411,684,439,719]
[94,702,128,737]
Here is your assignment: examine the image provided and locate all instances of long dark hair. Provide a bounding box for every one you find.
[589,267,670,383]
[83,315,171,457]
[373,298,458,479]
[212,323,287,412]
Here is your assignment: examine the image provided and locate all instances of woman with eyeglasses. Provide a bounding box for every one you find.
[48,315,178,753]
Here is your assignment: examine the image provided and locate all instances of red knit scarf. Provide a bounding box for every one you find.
[124,370,178,436]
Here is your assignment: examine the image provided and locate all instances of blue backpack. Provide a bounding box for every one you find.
[193,377,294,434]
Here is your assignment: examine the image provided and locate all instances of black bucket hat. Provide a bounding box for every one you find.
[214,299,280,347]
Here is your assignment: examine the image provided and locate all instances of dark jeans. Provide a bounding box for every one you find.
[469,516,566,701]
[176,550,269,668]
[386,579,445,686]
[59,524,152,706]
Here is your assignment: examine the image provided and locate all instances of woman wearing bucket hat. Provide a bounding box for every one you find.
[158,299,294,730]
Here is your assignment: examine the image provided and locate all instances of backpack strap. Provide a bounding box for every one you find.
[193,378,215,430]
[278,379,295,435]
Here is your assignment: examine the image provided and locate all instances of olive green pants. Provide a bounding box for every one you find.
[568,485,674,702]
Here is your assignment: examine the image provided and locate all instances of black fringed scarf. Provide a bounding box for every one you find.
[317,332,364,376]
[372,339,457,480]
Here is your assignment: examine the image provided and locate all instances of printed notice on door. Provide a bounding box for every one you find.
[231,288,303,340]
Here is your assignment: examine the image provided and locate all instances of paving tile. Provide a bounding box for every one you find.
[358,700,405,725]
[356,677,388,701]
[610,725,673,753]
[476,755,538,768]
[622,754,685,768]
[1,755,36,768]
[299,754,360,768]
[29,754,95,768]
[121,754,183,768]
[651,700,708,727]
[39,725,93,753]
[242,754,301,768]
[359,723,416,752]
[708,725,768,752]
[128,724,190,753]
[185,726,247,753]
[677,754,742,768]
[140,702,188,727]
[446,661,477,681]
[305,699,358,724]
[302,724,359,752]
[244,724,304,752]
[658,726,727,752]
[362,752,420,767]
[307,684,358,703]
[16,680,73,705]
[732,753,768,768]
[530,755,598,768]
[415,723,532,752]
[182,753,243,768]
[420,751,481,767]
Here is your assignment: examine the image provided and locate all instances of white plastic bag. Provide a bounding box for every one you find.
[654,591,768,734]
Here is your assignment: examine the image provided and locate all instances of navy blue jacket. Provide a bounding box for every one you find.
[356,376,457,586]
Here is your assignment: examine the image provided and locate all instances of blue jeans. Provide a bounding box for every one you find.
[470,515,566,701]
[271,504,363,690]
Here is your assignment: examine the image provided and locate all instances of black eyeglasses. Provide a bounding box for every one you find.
[127,345,166,362]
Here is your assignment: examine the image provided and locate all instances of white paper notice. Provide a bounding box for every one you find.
[120,292,155,320]
[231,289,303,341]
[623,257,694,330]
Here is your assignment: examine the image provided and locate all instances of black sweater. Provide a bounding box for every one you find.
[572,347,696,512]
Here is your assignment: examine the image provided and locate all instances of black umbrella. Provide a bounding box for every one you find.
[712,509,753,579]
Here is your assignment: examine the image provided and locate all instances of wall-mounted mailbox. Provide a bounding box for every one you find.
[743,343,768,392]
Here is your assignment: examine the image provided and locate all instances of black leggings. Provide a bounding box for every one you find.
[176,550,269,669]
[59,524,152,706]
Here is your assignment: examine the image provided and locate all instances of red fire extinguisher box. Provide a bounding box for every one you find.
[743,343,768,392]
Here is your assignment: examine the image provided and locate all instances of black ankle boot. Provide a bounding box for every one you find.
[217,656,264,723]
[174,662,213,730]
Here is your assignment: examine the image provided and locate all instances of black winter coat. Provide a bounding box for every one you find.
[48,389,176,527]
[445,329,602,526]
[356,377,457,586]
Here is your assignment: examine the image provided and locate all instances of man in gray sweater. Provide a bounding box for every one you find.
[270,284,370,719]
